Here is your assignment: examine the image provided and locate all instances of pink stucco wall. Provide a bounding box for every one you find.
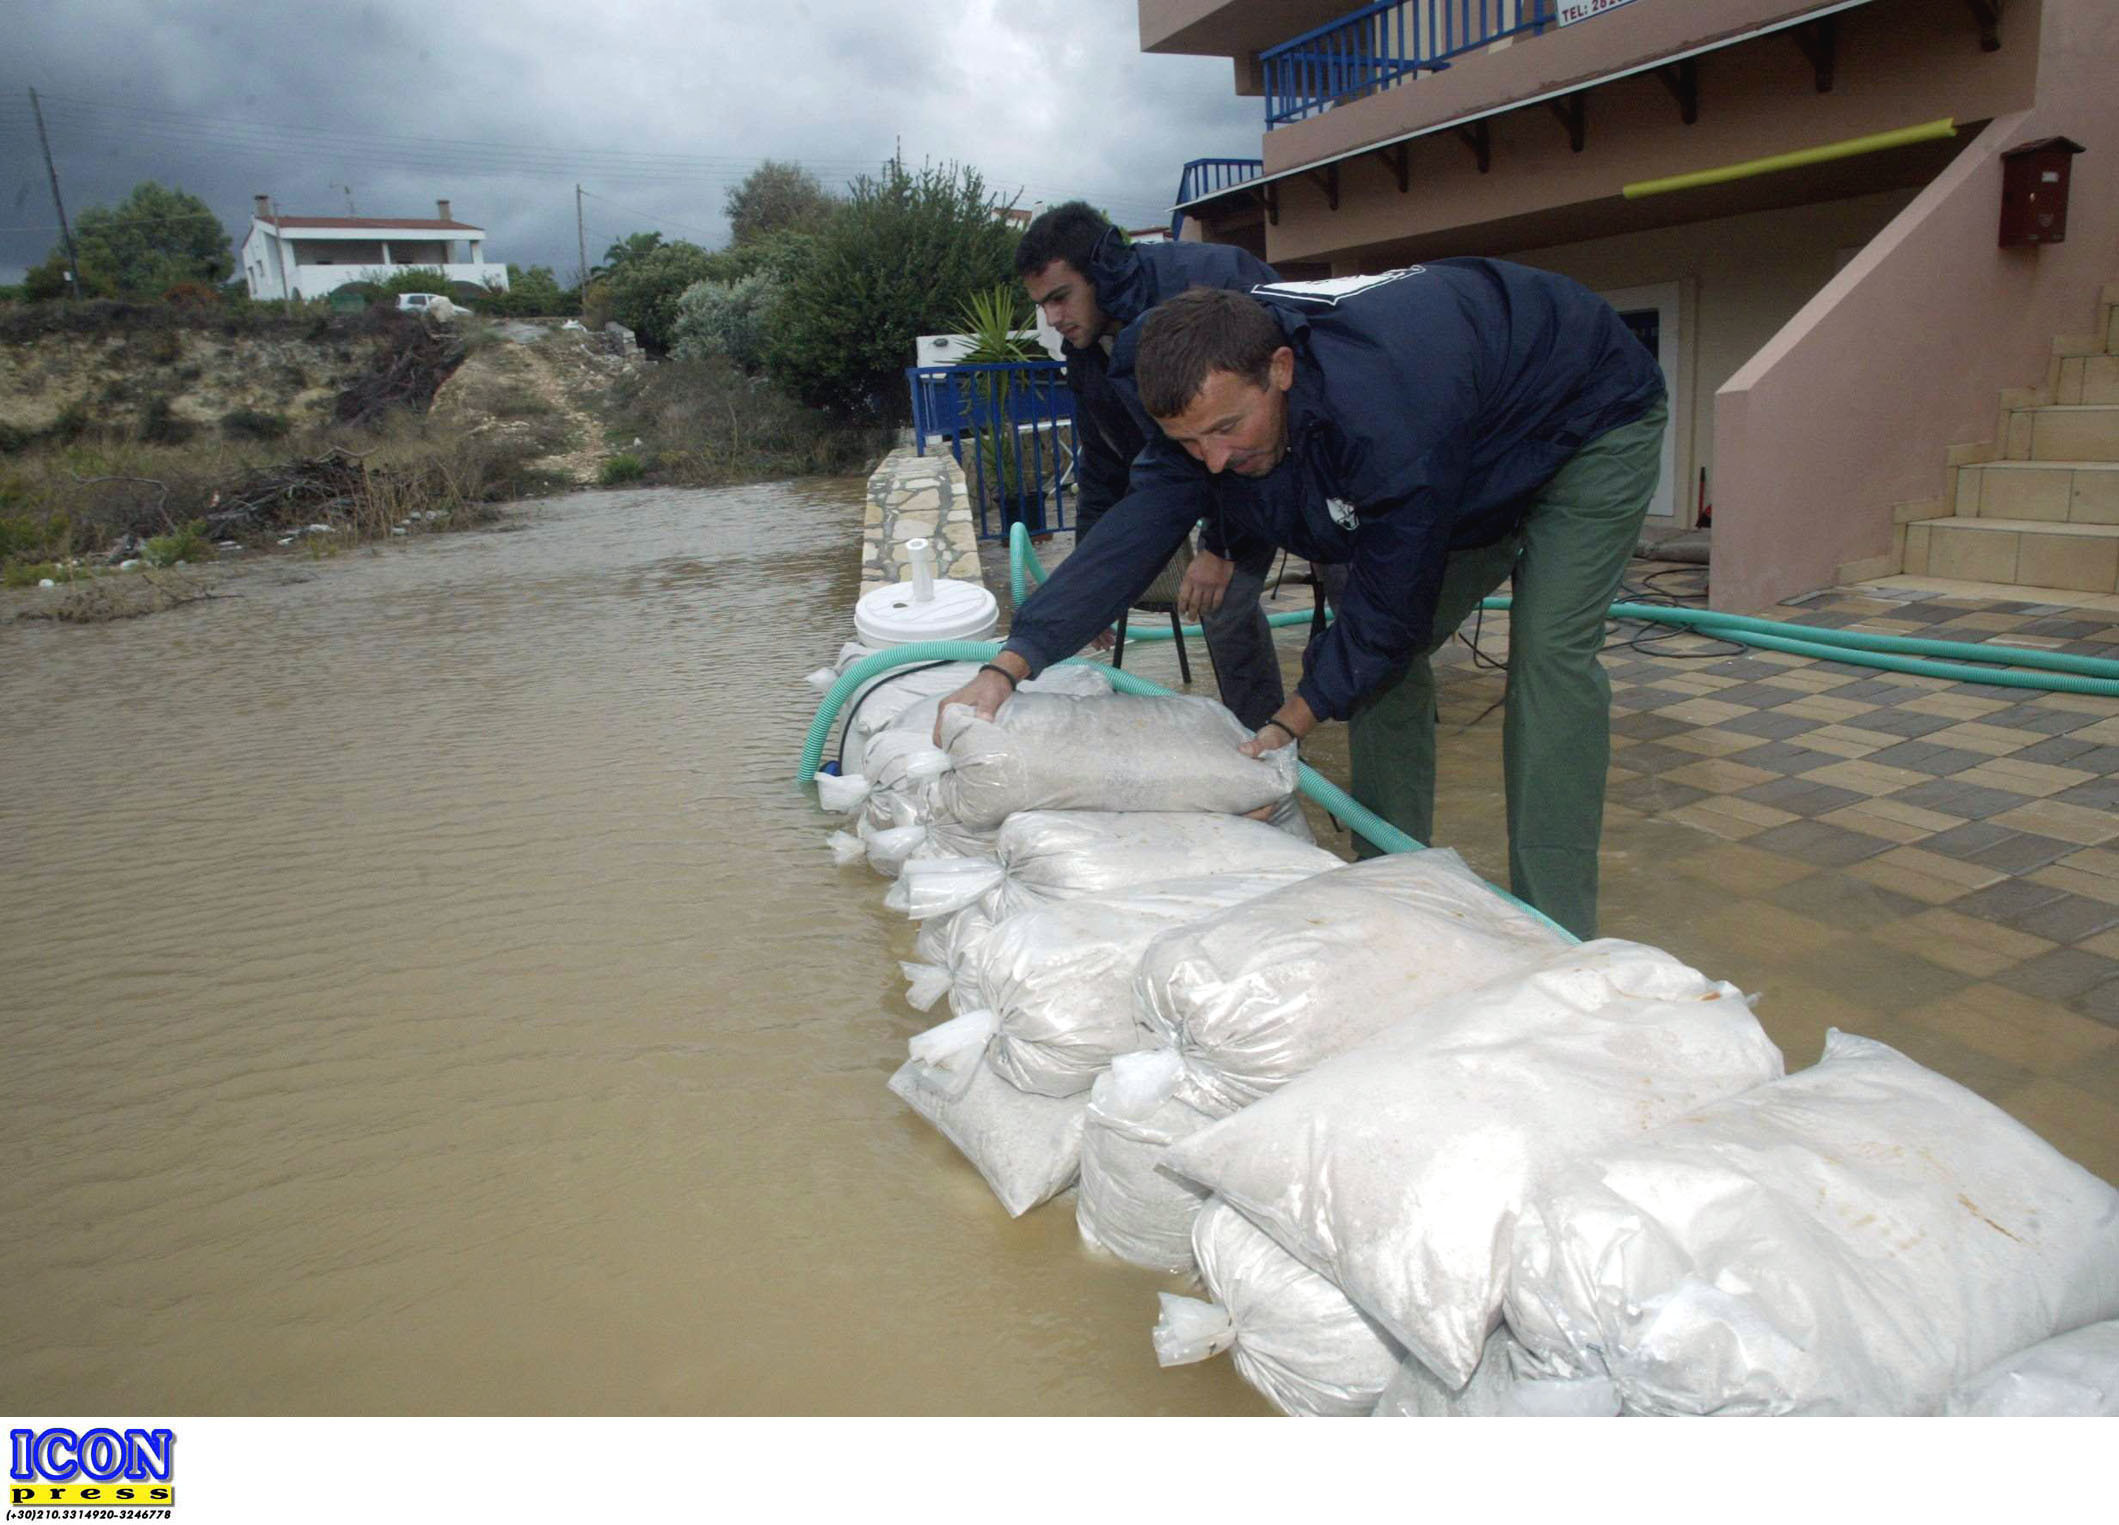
[1713,0,2119,612]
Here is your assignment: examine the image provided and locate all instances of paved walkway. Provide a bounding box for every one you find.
[997,536,2119,1186]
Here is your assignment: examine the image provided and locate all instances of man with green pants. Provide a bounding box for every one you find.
[937,264,1666,938]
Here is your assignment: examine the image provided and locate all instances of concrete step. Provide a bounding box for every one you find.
[2000,404,2119,461]
[1956,459,2119,524]
[1904,515,2119,593]
[2055,353,2119,404]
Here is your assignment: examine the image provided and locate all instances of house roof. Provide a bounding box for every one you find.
[259,216,482,232]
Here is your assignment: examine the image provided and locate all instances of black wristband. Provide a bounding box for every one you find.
[1259,719,1297,746]
[979,663,1020,691]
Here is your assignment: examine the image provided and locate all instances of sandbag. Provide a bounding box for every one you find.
[936,692,1298,829]
[834,654,1111,777]
[1166,940,1783,1388]
[1371,1333,1620,1418]
[972,870,1334,1096]
[1137,849,1567,1117]
[851,731,994,877]
[1507,1031,2119,1416]
[1078,1049,1217,1273]
[1154,1198,1402,1417]
[906,903,994,1015]
[889,1040,1085,1218]
[1944,1320,2119,1416]
[893,810,1341,923]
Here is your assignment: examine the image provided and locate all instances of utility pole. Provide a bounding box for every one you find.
[29,89,81,300]
[575,183,588,288]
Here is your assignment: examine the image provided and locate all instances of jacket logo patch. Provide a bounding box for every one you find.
[1325,496,1359,529]
[1252,268,1425,307]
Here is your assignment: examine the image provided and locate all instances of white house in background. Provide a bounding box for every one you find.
[239,197,510,301]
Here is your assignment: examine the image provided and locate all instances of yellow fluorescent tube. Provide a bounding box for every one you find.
[1623,117,1958,200]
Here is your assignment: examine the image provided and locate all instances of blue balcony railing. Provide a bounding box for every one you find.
[907,361,1078,540]
[1171,158,1267,236]
[1262,0,1557,127]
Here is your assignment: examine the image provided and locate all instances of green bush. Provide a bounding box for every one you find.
[139,396,197,445]
[599,241,718,353]
[374,267,454,299]
[599,452,646,485]
[144,520,214,566]
[671,271,783,371]
[221,407,291,441]
[481,265,581,318]
[764,161,1019,419]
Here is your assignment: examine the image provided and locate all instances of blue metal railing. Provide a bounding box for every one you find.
[1262,0,1555,126]
[906,361,1078,541]
[1171,158,1267,236]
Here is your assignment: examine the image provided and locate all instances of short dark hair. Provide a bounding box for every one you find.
[1135,287,1285,418]
[1014,201,1120,278]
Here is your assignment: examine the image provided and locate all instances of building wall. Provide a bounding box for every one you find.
[1495,186,1921,524]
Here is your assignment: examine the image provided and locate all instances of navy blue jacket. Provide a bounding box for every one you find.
[1063,233,1276,564]
[1008,259,1666,721]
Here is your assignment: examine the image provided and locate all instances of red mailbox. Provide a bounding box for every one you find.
[1999,137,2085,248]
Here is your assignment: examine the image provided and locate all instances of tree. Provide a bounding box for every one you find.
[25,182,232,299]
[483,265,580,317]
[724,161,835,247]
[599,240,717,352]
[672,271,783,371]
[598,231,664,276]
[764,160,1020,418]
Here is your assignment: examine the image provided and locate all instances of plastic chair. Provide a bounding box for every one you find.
[1112,540,1194,685]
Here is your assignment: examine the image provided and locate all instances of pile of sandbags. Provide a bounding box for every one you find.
[815,663,2119,1421]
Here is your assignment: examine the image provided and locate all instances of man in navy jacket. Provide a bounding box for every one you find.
[1015,204,1286,729]
[942,264,1667,938]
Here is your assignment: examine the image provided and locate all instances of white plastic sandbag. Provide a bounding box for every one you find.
[1507,1031,2119,1416]
[1166,940,1783,1388]
[854,730,993,876]
[937,692,1298,829]
[971,870,1332,1097]
[1137,849,1567,1117]
[1371,1333,1620,1418]
[1078,1048,1217,1273]
[1944,1320,2119,1416]
[888,1047,1085,1218]
[1159,1198,1403,1417]
[836,655,1112,776]
[892,810,1340,923]
[908,903,995,1015]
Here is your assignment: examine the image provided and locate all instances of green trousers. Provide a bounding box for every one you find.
[1347,398,1668,939]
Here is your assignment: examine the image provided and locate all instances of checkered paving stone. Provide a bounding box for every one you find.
[1404,562,2119,1184]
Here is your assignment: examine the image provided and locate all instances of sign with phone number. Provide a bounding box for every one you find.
[1556,0,1639,24]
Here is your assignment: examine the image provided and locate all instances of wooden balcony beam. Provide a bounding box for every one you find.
[1307,163,1339,212]
[1373,142,1410,193]
[1548,92,1585,154]
[1454,120,1492,174]
[1655,58,1699,126]
[1793,17,1837,92]
[1967,0,2002,51]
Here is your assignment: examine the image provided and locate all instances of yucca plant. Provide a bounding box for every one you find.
[954,284,1044,513]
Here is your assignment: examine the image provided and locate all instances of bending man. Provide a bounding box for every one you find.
[1014,203,1287,730]
[940,265,1666,939]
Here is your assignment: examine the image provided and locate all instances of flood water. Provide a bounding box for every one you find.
[0,484,1267,1415]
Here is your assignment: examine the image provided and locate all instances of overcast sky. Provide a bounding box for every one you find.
[0,0,1262,286]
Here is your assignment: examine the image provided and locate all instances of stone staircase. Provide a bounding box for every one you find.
[1897,282,2119,596]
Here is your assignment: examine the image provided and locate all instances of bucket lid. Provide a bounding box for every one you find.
[855,577,998,647]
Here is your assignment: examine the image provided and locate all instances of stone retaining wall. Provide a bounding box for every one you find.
[863,445,986,594]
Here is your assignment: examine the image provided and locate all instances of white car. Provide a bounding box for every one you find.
[396,292,452,315]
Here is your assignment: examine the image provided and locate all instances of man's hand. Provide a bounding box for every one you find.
[932,651,1031,743]
[1238,698,1317,759]
[1178,550,1234,623]
[1089,625,1117,653]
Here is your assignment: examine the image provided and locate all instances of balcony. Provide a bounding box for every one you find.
[1262,0,1559,127]
[1171,159,1267,235]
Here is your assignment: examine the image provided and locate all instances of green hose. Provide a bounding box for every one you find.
[1014,521,2119,691]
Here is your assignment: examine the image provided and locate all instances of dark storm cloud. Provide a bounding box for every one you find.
[0,0,1261,283]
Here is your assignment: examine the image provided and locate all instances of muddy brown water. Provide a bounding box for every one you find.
[0,484,1267,1415]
